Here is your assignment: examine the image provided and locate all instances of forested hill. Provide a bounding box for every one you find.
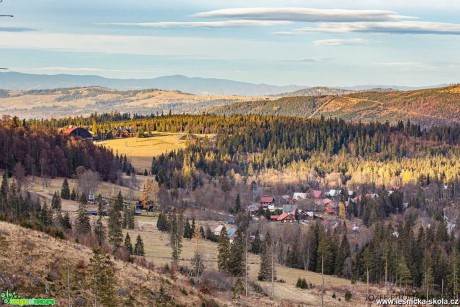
[211,84,460,128]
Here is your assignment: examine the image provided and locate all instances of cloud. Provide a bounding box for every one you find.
[313,38,366,46]
[15,66,170,73]
[194,8,409,22]
[300,21,460,35]
[0,27,35,32]
[271,31,301,36]
[287,56,330,63]
[104,20,289,28]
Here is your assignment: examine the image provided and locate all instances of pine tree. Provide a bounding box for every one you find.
[94,200,106,246]
[124,232,133,255]
[40,200,52,227]
[251,230,262,254]
[217,226,231,273]
[232,278,245,301]
[70,188,77,201]
[108,200,123,250]
[88,248,117,307]
[76,198,91,235]
[134,234,145,256]
[228,228,246,276]
[258,231,276,281]
[191,222,205,277]
[61,178,71,200]
[234,193,241,213]
[184,219,192,239]
[51,191,62,210]
[170,211,183,266]
[62,212,72,231]
[335,230,350,276]
[397,256,412,288]
[114,191,124,211]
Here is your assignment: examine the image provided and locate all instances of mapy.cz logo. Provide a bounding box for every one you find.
[1,291,20,304]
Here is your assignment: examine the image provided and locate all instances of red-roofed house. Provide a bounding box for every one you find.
[270,213,295,223]
[63,127,92,139]
[261,196,275,205]
[310,190,324,199]
[324,206,336,215]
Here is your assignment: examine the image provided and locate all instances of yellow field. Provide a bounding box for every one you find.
[97,133,212,170]
[96,133,187,170]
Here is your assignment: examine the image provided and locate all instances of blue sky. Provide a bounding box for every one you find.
[0,0,459,86]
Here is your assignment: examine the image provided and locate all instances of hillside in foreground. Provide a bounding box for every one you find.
[212,84,460,127]
[0,220,268,306]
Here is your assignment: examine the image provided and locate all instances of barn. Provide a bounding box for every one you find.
[63,127,93,139]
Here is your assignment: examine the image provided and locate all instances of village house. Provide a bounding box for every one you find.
[309,190,323,199]
[260,196,275,211]
[63,127,93,139]
[270,213,295,223]
[292,192,308,201]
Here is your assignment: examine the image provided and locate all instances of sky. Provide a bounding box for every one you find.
[0,0,459,87]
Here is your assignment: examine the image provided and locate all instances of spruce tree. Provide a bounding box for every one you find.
[124,232,133,255]
[62,212,72,231]
[251,230,262,254]
[94,200,106,246]
[134,234,145,256]
[217,226,231,273]
[184,219,192,239]
[51,191,62,210]
[76,198,91,235]
[70,188,77,201]
[40,200,52,227]
[170,211,183,266]
[61,178,71,200]
[232,278,245,301]
[258,231,276,281]
[228,228,246,276]
[88,248,117,307]
[234,193,241,213]
[335,230,350,276]
[108,200,123,250]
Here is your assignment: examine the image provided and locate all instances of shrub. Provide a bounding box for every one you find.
[296,277,308,289]
[345,290,352,301]
[249,281,268,296]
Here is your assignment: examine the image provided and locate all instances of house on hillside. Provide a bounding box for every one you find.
[247,203,260,215]
[261,196,275,206]
[260,196,275,211]
[292,192,308,201]
[324,206,336,215]
[309,190,323,199]
[63,127,92,139]
[283,204,298,214]
[270,213,295,223]
[326,189,342,198]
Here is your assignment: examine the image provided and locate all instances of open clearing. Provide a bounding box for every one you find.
[130,216,374,306]
[97,133,211,170]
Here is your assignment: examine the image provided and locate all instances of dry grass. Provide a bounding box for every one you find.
[130,217,377,306]
[0,221,234,307]
[97,133,208,170]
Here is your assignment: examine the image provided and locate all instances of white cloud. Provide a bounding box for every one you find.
[104,20,290,28]
[12,66,169,74]
[0,32,306,60]
[194,8,409,22]
[313,38,366,46]
[300,21,460,35]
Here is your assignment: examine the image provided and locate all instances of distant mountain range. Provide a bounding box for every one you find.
[0,72,305,96]
[211,85,460,128]
[0,71,445,96]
